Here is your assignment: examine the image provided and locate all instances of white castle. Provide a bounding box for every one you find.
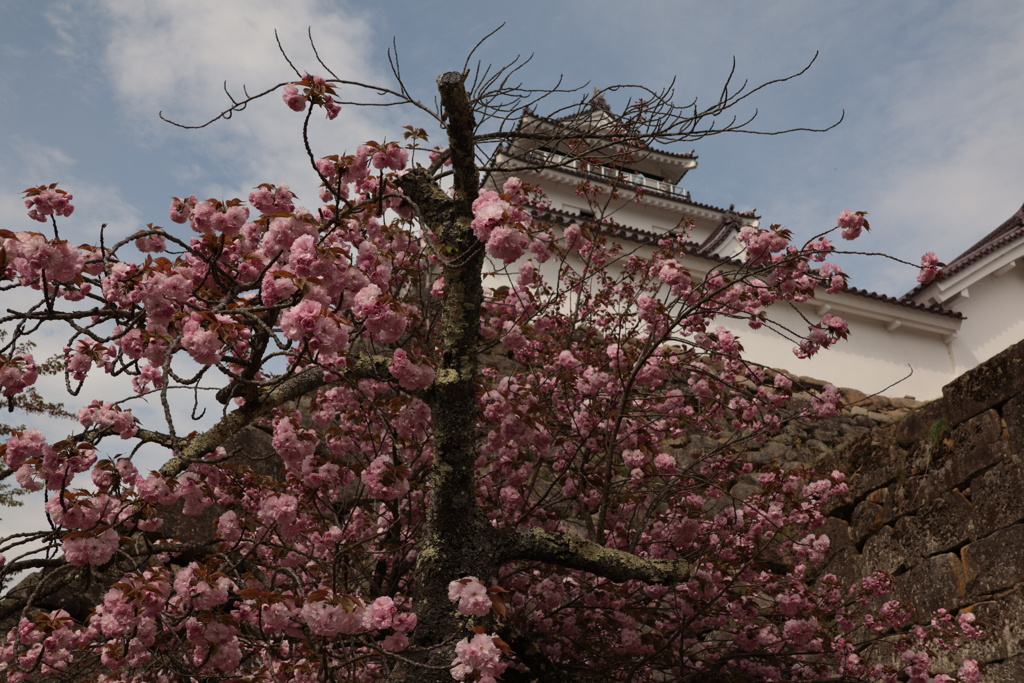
[485,96,1024,400]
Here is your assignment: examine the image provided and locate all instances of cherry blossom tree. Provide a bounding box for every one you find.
[0,47,976,683]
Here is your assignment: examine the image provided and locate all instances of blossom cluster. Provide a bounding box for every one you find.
[22,185,74,223]
[450,633,508,683]
[471,178,533,263]
[282,74,342,119]
[837,209,867,240]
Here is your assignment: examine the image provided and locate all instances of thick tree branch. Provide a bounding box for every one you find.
[159,354,393,477]
[395,167,454,228]
[0,563,79,623]
[500,527,692,585]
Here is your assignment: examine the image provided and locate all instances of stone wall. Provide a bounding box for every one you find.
[813,338,1024,681]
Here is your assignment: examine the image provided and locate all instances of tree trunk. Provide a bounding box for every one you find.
[392,71,499,683]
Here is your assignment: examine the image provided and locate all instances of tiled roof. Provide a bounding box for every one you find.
[849,286,962,320]
[530,204,692,248]
[903,202,1024,300]
[697,207,749,256]
[530,206,963,321]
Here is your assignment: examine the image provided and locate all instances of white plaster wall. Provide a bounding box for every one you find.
[946,264,1024,375]
[717,306,955,400]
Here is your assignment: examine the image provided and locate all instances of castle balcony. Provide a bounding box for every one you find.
[522,149,691,202]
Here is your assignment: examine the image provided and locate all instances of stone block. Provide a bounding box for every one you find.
[861,525,910,576]
[971,459,1024,537]
[962,524,1024,596]
[679,434,721,458]
[884,474,942,523]
[728,481,762,501]
[822,516,854,553]
[866,487,888,504]
[949,439,1009,491]
[893,515,923,568]
[943,338,1024,426]
[744,440,793,464]
[952,408,1003,446]
[894,491,973,563]
[1005,393,1024,457]
[840,387,869,404]
[894,553,967,623]
[955,590,1024,664]
[825,435,910,509]
[891,396,923,410]
[838,422,870,439]
[802,438,830,456]
[984,654,1024,682]
[850,500,884,543]
[817,546,862,588]
[926,410,1007,491]
[814,425,843,443]
[894,397,948,446]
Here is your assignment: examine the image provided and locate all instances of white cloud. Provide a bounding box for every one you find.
[98,0,377,123]
[847,3,1024,291]
[93,0,396,206]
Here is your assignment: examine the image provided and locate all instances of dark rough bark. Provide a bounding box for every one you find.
[394,71,501,683]
[498,527,692,585]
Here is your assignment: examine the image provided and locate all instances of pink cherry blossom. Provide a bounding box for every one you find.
[389,348,435,390]
[181,313,223,365]
[134,228,167,252]
[282,83,306,112]
[361,455,410,500]
[448,577,491,617]
[62,527,119,566]
[322,95,341,120]
[811,383,842,417]
[24,186,74,222]
[257,493,299,526]
[362,596,397,630]
[371,145,408,171]
[353,284,408,343]
[169,195,196,223]
[486,224,529,263]
[837,209,866,240]
[450,633,507,682]
[77,400,139,439]
[0,354,37,398]
[300,597,364,637]
[918,251,942,284]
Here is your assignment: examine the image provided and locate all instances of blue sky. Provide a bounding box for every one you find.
[3,1,1024,296]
